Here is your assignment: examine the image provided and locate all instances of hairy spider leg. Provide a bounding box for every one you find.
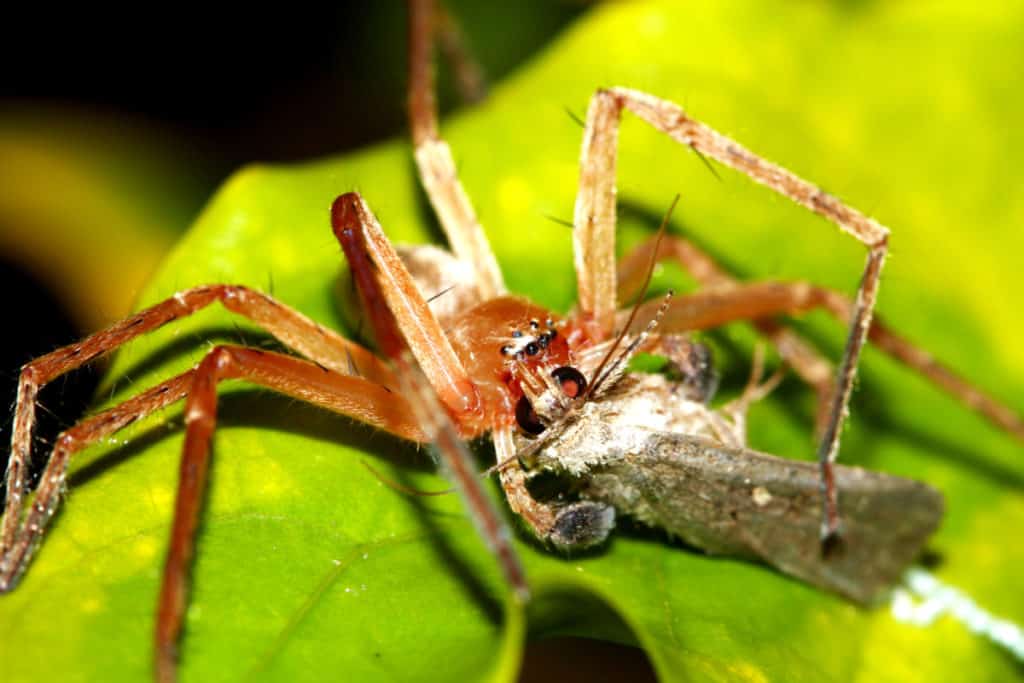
[152,345,424,683]
[332,192,528,601]
[2,372,193,593]
[331,193,481,421]
[619,235,836,437]
[408,0,505,301]
[571,86,890,539]
[433,0,487,104]
[620,234,1024,442]
[1,284,395,578]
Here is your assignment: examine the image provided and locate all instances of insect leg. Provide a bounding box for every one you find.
[407,0,505,300]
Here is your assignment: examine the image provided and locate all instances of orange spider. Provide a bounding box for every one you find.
[3,3,1021,681]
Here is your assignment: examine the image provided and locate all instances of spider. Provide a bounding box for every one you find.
[3,2,1022,681]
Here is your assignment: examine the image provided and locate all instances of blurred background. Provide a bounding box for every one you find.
[0,2,657,680]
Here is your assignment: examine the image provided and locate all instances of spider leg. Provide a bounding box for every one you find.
[3,284,392,557]
[0,352,420,596]
[621,235,841,437]
[142,345,423,683]
[331,192,481,420]
[433,0,487,104]
[407,0,505,300]
[573,86,891,539]
[621,233,1024,442]
[0,372,191,594]
[333,192,528,601]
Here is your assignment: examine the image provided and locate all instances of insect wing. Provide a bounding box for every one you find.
[581,433,943,603]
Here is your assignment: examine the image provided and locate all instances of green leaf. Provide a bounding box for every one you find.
[3,1,1023,681]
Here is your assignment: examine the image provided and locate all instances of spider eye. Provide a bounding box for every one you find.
[515,396,546,435]
[551,366,587,399]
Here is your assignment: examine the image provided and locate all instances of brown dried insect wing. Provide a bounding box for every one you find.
[580,433,943,603]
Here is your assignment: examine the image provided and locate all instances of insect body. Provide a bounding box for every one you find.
[520,370,943,603]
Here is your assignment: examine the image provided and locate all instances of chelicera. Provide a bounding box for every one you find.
[3,2,1023,681]
[496,317,588,435]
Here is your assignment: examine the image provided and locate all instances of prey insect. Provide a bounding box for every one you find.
[3,1,1023,680]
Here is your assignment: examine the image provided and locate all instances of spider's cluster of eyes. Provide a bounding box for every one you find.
[499,318,557,361]
[498,318,591,437]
